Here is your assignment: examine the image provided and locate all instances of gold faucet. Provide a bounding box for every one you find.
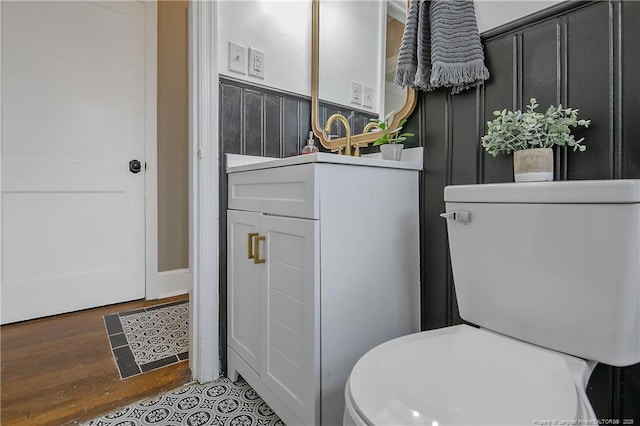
[348,121,381,157]
[324,113,352,156]
[363,121,380,133]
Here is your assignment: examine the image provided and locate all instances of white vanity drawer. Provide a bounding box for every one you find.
[228,164,318,219]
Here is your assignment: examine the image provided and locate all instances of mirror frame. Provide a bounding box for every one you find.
[310,0,417,150]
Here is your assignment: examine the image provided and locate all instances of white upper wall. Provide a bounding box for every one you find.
[475,0,566,34]
[217,0,567,97]
[217,0,311,96]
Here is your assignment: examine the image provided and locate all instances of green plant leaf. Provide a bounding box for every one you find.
[481,97,589,156]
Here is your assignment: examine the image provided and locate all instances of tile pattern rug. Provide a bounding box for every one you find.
[104,300,189,379]
[83,376,285,426]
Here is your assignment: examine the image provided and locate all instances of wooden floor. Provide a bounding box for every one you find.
[0,295,192,425]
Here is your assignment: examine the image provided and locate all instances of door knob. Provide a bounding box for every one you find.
[129,159,142,174]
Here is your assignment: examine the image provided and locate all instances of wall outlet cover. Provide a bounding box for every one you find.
[350,81,362,105]
[248,47,265,79]
[362,85,373,108]
[228,41,247,75]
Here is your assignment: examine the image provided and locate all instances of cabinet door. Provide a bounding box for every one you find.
[260,215,320,425]
[227,210,263,373]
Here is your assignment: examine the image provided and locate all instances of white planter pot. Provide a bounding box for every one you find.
[380,143,404,161]
[513,148,553,182]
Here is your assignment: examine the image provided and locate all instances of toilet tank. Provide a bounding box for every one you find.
[444,180,640,367]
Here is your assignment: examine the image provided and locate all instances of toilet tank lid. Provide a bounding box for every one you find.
[445,179,640,204]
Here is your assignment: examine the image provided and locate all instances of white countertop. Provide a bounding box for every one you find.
[226,147,423,173]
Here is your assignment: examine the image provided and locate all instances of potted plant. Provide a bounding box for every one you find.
[481,98,591,182]
[368,112,415,161]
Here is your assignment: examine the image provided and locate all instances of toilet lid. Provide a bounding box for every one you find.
[348,325,580,426]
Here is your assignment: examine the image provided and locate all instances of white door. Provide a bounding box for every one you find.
[1,1,149,324]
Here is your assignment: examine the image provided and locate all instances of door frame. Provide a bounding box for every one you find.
[0,1,159,320]
[144,1,159,301]
[188,0,219,383]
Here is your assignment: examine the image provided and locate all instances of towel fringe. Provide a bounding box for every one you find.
[395,66,418,88]
[414,65,434,91]
[430,60,490,93]
[395,0,490,94]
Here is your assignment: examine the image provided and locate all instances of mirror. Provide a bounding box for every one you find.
[311,0,417,151]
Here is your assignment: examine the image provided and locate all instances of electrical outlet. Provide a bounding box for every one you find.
[350,81,362,105]
[228,41,247,74]
[362,85,373,108]
[248,48,265,79]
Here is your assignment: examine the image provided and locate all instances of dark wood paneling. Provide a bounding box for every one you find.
[219,167,229,373]
[282,98,302,157]
[451,89,480,186]
[587,364,615,419]
[419,89,451,330]
[623,364,640,421]
[265,94,282,158]
[621,0,640,180]
[566,1,612,180]
[220,83,242,155]
[483,35,516,183]
[522,20,559,109]
[415,1,640,422]
[619,6,640,419]
[244,89,263,156]
[298,101,312,153]
[220,77,314,159]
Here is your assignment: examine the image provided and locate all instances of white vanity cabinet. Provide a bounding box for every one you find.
[227,208,319,424]
[226,153,421,426]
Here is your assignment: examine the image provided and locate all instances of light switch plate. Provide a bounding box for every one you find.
[362,85,373,108]
[248,47,265,79]
[228,41,247,74]
[350,81,362,105]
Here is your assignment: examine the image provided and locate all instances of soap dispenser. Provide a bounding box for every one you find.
[302,131,319,154]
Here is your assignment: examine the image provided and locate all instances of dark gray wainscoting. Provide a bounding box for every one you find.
[405,0,639,421]
[219,77,377,156]
[219,77,313,158]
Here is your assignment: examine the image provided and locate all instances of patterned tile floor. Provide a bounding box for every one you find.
[83,377,284,426]
[104,300,189,378]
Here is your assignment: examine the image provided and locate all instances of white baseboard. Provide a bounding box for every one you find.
[154,268,190,300]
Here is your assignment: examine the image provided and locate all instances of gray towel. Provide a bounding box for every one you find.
[395,0,426,88]
[395,0,489,94]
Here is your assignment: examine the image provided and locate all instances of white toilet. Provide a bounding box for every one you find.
[345,180,640,426]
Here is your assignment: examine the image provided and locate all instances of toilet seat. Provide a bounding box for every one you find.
[347,325,590,426]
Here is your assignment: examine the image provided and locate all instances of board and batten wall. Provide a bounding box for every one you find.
[403,1,639,421]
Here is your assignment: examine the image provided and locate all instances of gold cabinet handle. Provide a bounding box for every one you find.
[247,232,259,259]
[254,235,266,264]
